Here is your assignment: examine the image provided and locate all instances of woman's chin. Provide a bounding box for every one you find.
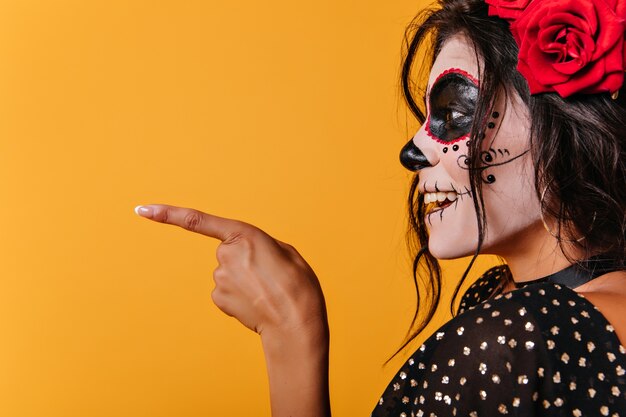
[427,235,477,260]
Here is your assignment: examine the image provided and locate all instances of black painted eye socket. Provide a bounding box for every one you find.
[428,72,478,143]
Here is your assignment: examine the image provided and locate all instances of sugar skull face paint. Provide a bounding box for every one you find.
[408,35,545,260]
[426,69,479,144]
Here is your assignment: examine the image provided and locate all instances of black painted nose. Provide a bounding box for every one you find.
[399,139,432,171]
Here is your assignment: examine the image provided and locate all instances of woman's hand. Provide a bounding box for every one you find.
[134,204,328,340]
[135,204,331,417]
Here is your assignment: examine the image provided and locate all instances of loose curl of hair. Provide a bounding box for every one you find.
[395,0,626,357]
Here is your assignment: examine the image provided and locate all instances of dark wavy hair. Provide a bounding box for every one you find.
[395,0,626,356]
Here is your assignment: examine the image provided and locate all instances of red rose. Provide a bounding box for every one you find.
[510,0,626,97]
[485,0,533,20]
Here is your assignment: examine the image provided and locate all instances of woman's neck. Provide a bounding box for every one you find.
[498,220,583,283]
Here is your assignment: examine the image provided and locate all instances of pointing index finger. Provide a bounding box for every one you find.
[135,204,244,241]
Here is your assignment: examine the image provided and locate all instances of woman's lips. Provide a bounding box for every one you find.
[424,191,458,215]
[425,199,454,215]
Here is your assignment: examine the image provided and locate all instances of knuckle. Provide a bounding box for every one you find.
[155,207,170,223]
[215,244,229,263]
[284,243,298,254]
[239,223,265,240]
[210,288,231,315]
[210,288,224,307]
[282,243,306,266]
[224,231,245,245]
[183,210,203,232]
[225,232,254,252]
[276,239,298,254]
[212,266,227,284]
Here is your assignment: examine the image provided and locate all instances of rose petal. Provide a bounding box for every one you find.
[488,5,524,20]
[617,0,626,18]
[486,0,533,20]
[517,59,553,94]
[540,12,596,36]
[512,0,626,97]
[565,30,588,60]
[587,70,624,93]
[605,0,620,11]
[589,2,624,59]
[550,30,595,73]
[530,2,598,39]
[554,57,588,75]
[554,60,606,96]
[538,26,571,64]
[525,43,571,84]
[509,0,626,97]
[601,39,626,74]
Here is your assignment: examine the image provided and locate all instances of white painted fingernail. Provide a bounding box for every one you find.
[134,205,153,218]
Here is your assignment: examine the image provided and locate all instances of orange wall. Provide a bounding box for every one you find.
[0,1,498,416]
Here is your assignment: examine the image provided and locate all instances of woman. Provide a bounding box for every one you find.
[135,0,626,415]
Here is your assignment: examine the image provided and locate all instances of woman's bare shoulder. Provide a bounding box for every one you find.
[576,270,626,346]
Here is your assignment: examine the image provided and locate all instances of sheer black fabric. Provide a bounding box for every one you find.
[372,266,626,416]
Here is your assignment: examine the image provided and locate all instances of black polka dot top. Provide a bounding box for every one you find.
[372,265,626,416]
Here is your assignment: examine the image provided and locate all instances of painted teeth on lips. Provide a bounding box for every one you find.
[423,192,458,204]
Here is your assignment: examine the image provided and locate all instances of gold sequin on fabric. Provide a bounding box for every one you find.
[371,265,626,417]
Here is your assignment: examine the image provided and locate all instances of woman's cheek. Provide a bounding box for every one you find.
[481,155,541,237]
[440,147,471,185]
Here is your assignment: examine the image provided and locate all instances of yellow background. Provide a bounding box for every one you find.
[0,1,498,416]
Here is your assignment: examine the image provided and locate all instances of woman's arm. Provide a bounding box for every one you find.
[262,323,330,417]
[135,204,331,417]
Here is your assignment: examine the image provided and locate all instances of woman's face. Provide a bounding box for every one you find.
[413,35,545,259]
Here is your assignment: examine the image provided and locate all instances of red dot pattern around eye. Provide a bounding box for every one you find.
[425,68,480,145]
